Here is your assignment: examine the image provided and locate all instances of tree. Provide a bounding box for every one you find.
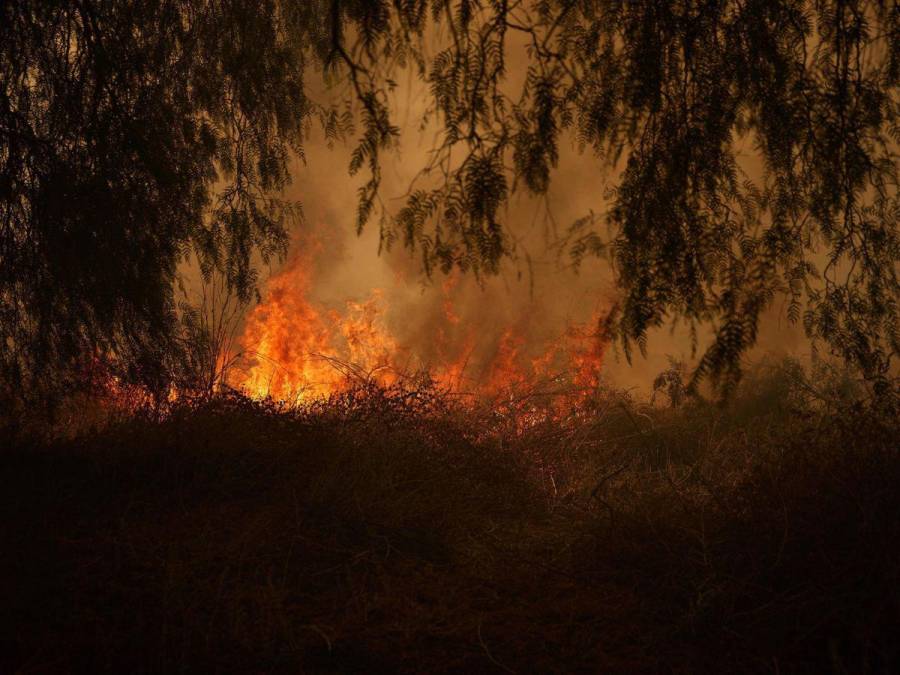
[2,1,898,408]
[339,0,900,399]
[1,1,314,405]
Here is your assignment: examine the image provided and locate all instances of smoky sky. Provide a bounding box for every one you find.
[192,30,809,394]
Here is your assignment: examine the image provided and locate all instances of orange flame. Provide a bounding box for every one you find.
[235,234,608,404]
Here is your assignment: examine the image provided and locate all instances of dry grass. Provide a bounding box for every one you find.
[1,362,898,673]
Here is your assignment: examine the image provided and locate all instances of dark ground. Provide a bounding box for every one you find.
[2,371,898,673]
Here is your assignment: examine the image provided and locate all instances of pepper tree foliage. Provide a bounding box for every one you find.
[337,0,899,398]
[2,1,898,405]
[0,0,382,403]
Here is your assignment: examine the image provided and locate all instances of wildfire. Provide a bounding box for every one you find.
[235,234,609,404]
[238,247,400,401]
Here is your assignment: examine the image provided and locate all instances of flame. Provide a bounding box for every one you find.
[430,273,476,391]
[568,317,607,393]
[239,251,337,400]
[483,328,529,396]
[238,264,404,400]
[234,233,608,404]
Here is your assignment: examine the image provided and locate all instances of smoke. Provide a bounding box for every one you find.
[228,36,809,398]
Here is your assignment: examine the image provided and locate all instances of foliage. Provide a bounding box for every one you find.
[3,1,898,406]
[334,0,900,397]
[1,1,338,405]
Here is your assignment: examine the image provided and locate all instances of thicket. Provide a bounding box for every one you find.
[3,360,897,673]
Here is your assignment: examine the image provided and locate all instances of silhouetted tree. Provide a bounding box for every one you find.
[2,1,898,408]
[0,2,336,406]
[340,0,900,398]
